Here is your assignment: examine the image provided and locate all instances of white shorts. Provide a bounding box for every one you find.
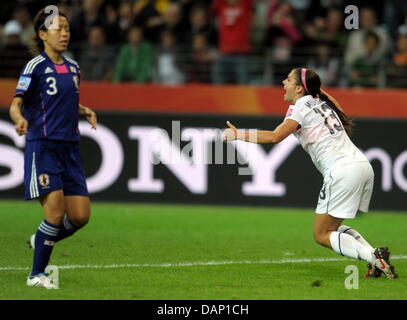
[315,161,374,219]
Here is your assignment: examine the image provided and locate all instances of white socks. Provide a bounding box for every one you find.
[330,226,376,263]
[337,225,373,248]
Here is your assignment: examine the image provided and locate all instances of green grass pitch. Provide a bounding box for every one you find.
[0,200,406,300]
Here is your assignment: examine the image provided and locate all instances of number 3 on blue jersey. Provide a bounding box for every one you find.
[46,77,58,95]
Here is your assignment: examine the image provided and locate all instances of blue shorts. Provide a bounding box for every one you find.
[24,140,89,200]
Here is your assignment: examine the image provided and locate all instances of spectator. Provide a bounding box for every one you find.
[160,2,188,44]
[344,7,390,67]
[113,26,153,83]
[263,0,302,84]
[383,0,407,40]
[398,14,407,37]
[133,0,165,43]
[12,6,35,47]
[386,34,407,88]
[251,0,272,49]
[185,5,217,47]
[79,26,116,81]
[264,1,302,48]
[211,0,254,85]
[0,20,31,78]
[184,33,217,83]
[69,0,105,45]
[305,7,348,54]
[349,31,382,88]
[101,2,121,44]
[285,0,313,22]
[134,1,186,44]
[116,1,134,42]
[306,41,340,86]
[155,30,185,85]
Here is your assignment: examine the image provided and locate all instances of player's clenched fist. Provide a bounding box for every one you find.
[15,118,28,136]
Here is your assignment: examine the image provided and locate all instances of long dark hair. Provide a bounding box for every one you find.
[293,67,354,136]
[30,8,69,56]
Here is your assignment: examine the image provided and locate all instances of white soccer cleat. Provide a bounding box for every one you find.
[26,273,58,289]
[27,234,35,250]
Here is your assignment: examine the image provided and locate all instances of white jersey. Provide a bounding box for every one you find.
[285,95,368,176]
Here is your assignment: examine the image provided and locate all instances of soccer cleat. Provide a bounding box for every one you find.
[26,273,58,289]
[27,234,35,250]
[364,263,382,278]
[373,247,398,279]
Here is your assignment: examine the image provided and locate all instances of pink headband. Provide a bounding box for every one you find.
[301,68,309,94]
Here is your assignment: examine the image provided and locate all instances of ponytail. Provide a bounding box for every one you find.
[294,67,355,136]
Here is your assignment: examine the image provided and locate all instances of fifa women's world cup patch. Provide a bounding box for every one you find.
[38,174,50,189]
[16,76,32,91]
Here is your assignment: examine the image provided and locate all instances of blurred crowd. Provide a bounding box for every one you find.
[1,0,407,88]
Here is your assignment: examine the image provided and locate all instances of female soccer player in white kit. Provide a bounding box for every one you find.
[224,68,397,279]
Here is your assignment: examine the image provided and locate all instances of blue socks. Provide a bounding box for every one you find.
[54,215,81,242]
[30,217,82,277]
[31,220,58,277]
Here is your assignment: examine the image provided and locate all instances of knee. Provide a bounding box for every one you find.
[69,211,90,228]
[72,217,89,228]
[313,231,324,246]
[313,230,330,247]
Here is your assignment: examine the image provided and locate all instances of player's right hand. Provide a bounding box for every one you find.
[223,121,237,141]
[15,118,28,136]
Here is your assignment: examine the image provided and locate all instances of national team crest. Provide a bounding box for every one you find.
[38,174,50,188]
[72,76,79,89]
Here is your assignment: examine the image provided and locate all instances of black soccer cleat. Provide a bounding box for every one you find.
[373,247,398,279]
[364,263,382,278]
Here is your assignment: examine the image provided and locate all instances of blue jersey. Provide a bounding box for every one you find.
[15,52,81,141]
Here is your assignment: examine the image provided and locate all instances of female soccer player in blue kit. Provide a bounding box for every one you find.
[9,8,97,289]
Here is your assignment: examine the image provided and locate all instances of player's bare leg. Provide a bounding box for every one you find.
[28,190,65,249]
[48,195,91,243]
[314,212,375,259]
[40,190,66,225]
[313,213,397,278]
[64,195,91,228]
[313,213,343,248]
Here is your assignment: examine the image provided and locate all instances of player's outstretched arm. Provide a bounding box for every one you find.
[79,104,97,129]
[9,97,28,136]
[223,119,298,144]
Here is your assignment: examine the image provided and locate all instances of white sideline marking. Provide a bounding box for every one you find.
[1,255,407,272]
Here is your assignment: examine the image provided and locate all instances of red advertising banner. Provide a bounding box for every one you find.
[1,79,406,118]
